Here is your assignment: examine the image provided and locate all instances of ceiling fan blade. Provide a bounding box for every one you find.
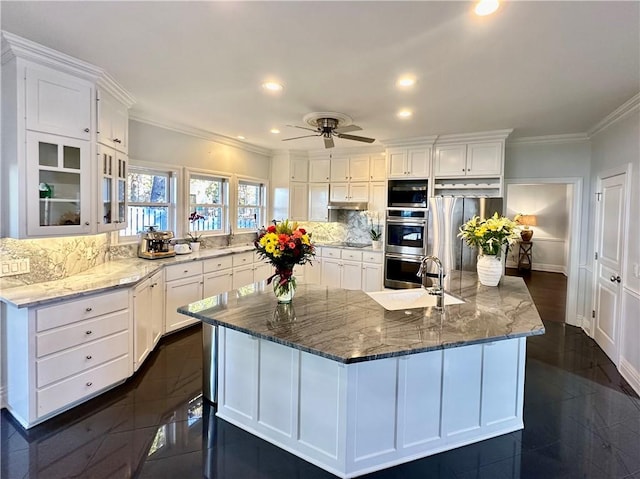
[282,134,321,141]
[333,124,362,134]
[324,136,335,149]
[286,124,318,133]
[335,133,375,143]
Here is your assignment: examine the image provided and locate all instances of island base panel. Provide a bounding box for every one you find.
[216,326,526,478]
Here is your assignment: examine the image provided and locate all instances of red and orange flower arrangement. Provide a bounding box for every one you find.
[255,220,315,302]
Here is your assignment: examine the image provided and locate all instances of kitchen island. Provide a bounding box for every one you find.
[178,272,544,478]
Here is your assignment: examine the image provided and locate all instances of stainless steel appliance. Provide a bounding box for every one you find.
[384,209,428,288]
[138,227,176,259]
[427,196,504,275]
[387,179,429,208]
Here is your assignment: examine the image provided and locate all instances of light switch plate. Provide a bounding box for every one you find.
[0,258,30,277]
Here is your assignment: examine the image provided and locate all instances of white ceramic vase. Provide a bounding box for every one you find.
[476,254,503,286]
[371,240,382,250]
[190,242,200,252]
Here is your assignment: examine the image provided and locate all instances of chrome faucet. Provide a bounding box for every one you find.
[416,255,445,310]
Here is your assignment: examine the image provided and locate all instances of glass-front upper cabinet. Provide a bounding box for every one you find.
[26,131,91,236]
[97,144,127,232]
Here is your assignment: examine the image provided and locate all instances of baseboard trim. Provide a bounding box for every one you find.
[619,358,640,397]
[505,261,566,274]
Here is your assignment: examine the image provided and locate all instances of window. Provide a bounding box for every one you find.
[189,173,228,234]
[122,167,173,238]
[237,179,265,230]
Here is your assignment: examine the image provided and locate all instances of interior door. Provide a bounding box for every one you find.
[594,173,626,364]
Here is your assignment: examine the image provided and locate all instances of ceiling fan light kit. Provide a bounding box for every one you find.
[282,111,376,149]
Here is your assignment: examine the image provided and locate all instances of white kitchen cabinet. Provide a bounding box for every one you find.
[25,66,93,141]
[97,88,129,153]
[303,261,322,285]
[434,142,502,177]
[97,144,127,232]
[387,147,431,179]
[329,182,369,202]
[203,269,233,297]
[290,157,309,182]
[4,289,132,428]
[368,182,387,215]
[233,264,255,289]
[370,155,387,180]
[330,156,370,182]
[362,252,384,292]
[165,264,203,334]
[253,261,273,282]
[309,183,329,221]
[26,131,92,237]
[309,159,331,182]
[290,183,309,221]
[321,257,362,290]
[133,270,164,371]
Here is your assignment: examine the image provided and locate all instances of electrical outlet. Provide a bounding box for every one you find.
[0,258,30,277]
[633,263,640,279]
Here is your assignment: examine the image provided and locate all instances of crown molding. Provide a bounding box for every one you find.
[434,129,514,145]
[97,71,136,108]
[1,30,101,81]
[588,93,640,138]
[307,144,385,160]
[129,113,272,157]
[380,135,439,148]
[507,133,590,146]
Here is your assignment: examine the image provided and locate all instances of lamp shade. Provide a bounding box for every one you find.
[518,215,537,227]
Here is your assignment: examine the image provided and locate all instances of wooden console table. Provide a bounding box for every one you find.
[518,241,533,271]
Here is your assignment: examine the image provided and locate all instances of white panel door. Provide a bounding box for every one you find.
[258,340,295,437]
[222,328,258,419]
[349,156,370,181]
[594,173,626,363]
[434,145,466,177]
[164,277,202,333]
[309,183,329,221]
[368,182,387,215]
[133,278,152,370]
[388,149,407,178]
[329,183,349,202]
[466,142,502,176]
[348,183,369,202]
[203,269,233,297]
[321,258,342,287]
[370,156,386,180]
[149,272,164,346]
[309,159,330,182]
[330,158,350,182]
[289,183,308,221]
[407,148,430,178]
[481,340,520,426]
[361,264,382,292]
[342,261,362,290]
[442,345,482,438]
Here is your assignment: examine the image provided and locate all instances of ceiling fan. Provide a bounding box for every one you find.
[282,112,375,149]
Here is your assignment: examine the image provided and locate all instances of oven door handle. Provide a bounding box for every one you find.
[385,253,424,263]
[386,219,427,226]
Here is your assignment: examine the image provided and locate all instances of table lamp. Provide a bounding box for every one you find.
[519,215,537,242]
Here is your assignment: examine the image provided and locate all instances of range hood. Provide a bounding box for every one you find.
[327,202,369,211]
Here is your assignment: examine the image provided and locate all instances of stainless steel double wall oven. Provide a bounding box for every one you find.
[384,179,429,289]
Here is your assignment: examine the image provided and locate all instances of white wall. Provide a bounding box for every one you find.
[589,102,640,394]
[505,139,591,325]
[128,120,271,178]
[505,183,569,273]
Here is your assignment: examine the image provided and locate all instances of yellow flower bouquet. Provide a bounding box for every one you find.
[458,213,520,256]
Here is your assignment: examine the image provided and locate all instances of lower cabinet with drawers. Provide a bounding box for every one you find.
[3,289,133,428]
[319,247,383,292]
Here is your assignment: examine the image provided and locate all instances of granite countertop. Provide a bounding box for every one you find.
[178,271,545,364]
[0,245,255,308]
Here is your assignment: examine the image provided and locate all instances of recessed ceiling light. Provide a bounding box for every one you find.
[397,76,416,88]
[237,135,246,140]
[475,0,499,16]
[397,109,412,119]
[262,82,284,92]
[270,128,280,134]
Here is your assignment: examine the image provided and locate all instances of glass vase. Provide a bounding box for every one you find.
[273,268,296,303]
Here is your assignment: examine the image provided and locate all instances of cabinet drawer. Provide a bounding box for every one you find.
[362,252,383,264]
[37,355,130,419]
[203,255,233,273]
[37,309,129,357]
[165,261,203,282]
[323,248,341,259]
[232,251,254,267]
[36,290,129,332]
[37,331,129,388]
[341,250,363,262]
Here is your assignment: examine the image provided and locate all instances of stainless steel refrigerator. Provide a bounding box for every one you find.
[427,196,504,275]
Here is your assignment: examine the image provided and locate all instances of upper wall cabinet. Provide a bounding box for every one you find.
[1,31,134,238]
[330,155,370,182]
[97,89,129,154]
[387,147,431,179]
[290,157,309,182]
[434,142,503,177]
[308,159,331,182]
[26,66,93,141]
[370,155,386,181]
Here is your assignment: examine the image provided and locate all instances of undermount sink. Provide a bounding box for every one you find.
[366,288,465,311]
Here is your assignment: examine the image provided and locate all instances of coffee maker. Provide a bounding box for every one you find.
[138,227,176,259]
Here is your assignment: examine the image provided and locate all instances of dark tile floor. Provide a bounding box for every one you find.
[2,275,640,478]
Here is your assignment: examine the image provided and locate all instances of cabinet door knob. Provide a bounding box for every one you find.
[86,382,93,387]
[86,355,92,360]
[85,307,92,312]
[84,128,90,133]
[85,330,92,335]
[85,222,90,226]
[462,169,465,172]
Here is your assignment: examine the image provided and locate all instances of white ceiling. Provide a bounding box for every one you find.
[2,1,639,153]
